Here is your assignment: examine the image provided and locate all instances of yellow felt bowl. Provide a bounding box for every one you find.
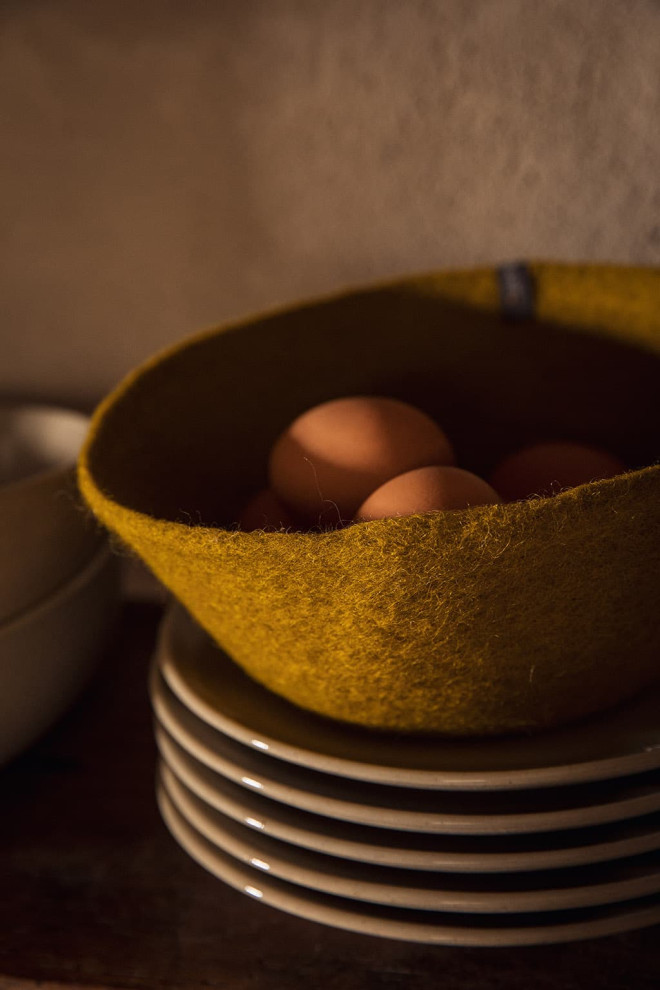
[78,264,660,736]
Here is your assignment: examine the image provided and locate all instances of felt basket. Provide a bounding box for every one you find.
[78,264,660,737]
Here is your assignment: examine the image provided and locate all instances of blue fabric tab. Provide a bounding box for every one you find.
[497,263,536,319]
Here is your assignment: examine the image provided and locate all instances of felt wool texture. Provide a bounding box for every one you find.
[78,264,660,736]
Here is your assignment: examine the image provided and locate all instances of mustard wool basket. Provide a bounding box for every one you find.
[78,263,660,737]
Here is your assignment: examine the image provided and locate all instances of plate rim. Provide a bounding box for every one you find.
[159,761,660,915]
[159,604,660,791]
[157,780,660,947]
[151,674,660,836]
[156,742,660,873]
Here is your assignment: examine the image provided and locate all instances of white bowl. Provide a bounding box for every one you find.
[0,541,121,766]
[0,402,102,624]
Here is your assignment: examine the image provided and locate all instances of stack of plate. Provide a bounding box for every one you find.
[151,604,660,946]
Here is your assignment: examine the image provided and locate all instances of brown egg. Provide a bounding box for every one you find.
[354,465,501,521]
[489,442,626,502]
[238,489,299,532]
[269,396,454,522]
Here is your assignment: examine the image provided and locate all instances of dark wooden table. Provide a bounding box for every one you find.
[2,596,660,990]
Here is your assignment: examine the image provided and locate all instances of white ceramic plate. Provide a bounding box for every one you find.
[151,674,660,835]
[159,761,660,913]
[156,733,660,873]
[157,782,660,947]
[158,604,660,791]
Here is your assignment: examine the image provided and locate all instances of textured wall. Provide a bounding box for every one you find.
[1,0,659,407]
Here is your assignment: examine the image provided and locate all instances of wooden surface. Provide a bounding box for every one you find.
[2,600,660,990]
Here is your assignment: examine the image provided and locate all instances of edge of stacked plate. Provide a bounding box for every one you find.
[150,603,660,946]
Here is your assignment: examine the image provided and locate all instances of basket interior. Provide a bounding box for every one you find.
[87,286,660,528]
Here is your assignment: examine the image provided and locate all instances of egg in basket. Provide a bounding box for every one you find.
[78,264,660,737]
